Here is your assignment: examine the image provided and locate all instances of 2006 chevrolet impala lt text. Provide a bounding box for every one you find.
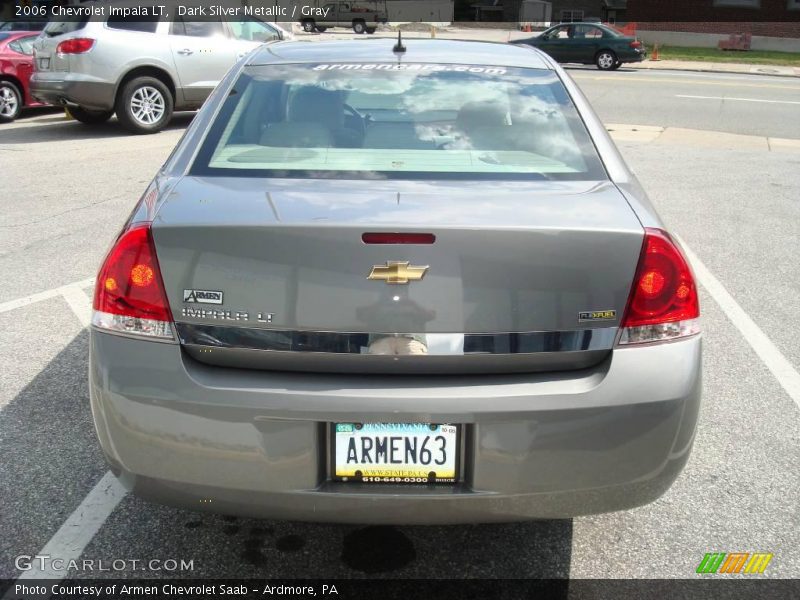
[89,39,701,524]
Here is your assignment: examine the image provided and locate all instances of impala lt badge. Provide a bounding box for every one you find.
[368,262,429,285]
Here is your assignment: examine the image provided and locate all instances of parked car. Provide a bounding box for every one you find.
[301,1,387,34]
[89,39,701,523]
[0,20,47,32]
[513,22,645,70]
[30,3,292,134]
[0,31,48,123]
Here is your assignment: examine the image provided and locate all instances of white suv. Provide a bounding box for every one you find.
[31,2,292,134]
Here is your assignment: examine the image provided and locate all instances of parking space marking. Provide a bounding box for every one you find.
[676,94,800,105]
[0,279,95,315]
[60,286,93,328]
[8,472,127,587]
[679,236,800,409]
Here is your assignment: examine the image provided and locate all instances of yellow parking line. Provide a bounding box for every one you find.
[572,74,800,91]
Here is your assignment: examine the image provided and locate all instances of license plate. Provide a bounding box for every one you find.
[38,58,49,70]
[333,423,459,484]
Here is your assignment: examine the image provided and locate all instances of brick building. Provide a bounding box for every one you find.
[626,0,800,39]
[502,1,628,23]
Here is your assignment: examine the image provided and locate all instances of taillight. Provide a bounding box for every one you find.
[92,223,174,340]
[56,38,95,54]
[630,40,642,49]
[618,228,700,345]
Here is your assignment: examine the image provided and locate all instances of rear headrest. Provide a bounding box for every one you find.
[260,122,332,148]
[288,86,344,128]
[455,101,508,133]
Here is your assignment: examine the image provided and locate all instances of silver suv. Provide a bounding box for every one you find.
[30,3,291,134]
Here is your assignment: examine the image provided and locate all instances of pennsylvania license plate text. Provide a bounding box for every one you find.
[334,423,458,483]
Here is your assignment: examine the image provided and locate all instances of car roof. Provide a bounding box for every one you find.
[549,22,621,33]
[248,39,553,70]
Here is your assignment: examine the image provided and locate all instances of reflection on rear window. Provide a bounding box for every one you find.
[192,63,607,181]
[44,19,89,37]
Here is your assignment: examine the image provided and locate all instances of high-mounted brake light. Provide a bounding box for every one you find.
[56,38,95,54]
[362,232,436,245]
[618,228,700,345]
[92,224,174,340]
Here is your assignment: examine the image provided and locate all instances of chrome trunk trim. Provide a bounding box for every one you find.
[175,323,617,356]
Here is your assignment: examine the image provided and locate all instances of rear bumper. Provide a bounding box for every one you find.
[30,73,115,111]
[89,330,702,524]
[623,50,647,63]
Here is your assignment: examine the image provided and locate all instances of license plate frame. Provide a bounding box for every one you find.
[329,423,462,484]
[38,58,50,70]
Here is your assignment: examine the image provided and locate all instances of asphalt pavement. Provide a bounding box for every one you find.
[1,67,798,581]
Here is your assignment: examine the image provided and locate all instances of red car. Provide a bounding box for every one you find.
[0,31,46,123]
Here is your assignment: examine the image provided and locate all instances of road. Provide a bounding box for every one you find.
[570,68,800,139]
[0,66,799,582]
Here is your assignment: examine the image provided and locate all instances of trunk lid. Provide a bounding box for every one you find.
[152,177,643,374]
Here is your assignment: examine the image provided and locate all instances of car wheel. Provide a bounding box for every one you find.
[610,60,623,70]
[115,76,173,135]
[0,80,22,123]
[302,20,316,33]
[596,50,618,71]
[69,106,114,124]
[353,21,366,34]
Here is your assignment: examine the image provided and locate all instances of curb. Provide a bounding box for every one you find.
[630,63,800,79]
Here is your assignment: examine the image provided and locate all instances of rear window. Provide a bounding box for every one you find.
[44,19,89,37]
[107,14,159,33]
[9,35,37,55]
[191,63,607,181]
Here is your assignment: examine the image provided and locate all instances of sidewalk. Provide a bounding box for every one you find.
[629,59,800,78]
[606,124,800,150]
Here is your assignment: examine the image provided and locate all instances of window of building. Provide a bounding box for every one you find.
[788,0,800,10]
[712,0,760,8]
[560,10,584,22]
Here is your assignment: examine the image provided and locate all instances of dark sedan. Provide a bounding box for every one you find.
[0,31,47,122]
[513,22,646,70]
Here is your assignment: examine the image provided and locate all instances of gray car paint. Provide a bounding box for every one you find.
[153,178,643,333]
[90,40,701,522]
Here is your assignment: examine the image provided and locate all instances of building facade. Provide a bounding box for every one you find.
[626,0,800,38]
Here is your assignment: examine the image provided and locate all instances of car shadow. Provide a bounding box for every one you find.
[0,332,574,582]
[0,113,195,144]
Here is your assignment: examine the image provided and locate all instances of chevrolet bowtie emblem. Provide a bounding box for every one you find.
[368,261,429,285]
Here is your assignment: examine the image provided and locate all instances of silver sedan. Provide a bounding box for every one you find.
[88,39,701,524]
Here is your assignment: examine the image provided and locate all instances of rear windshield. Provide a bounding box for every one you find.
[191,63,606,181]
[44,18,88,37]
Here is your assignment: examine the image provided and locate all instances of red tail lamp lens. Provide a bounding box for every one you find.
[93,224,172,322]
[622,228,699,328]
[56,38,95,54]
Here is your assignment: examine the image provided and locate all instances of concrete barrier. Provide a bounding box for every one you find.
[638,30,800,53]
